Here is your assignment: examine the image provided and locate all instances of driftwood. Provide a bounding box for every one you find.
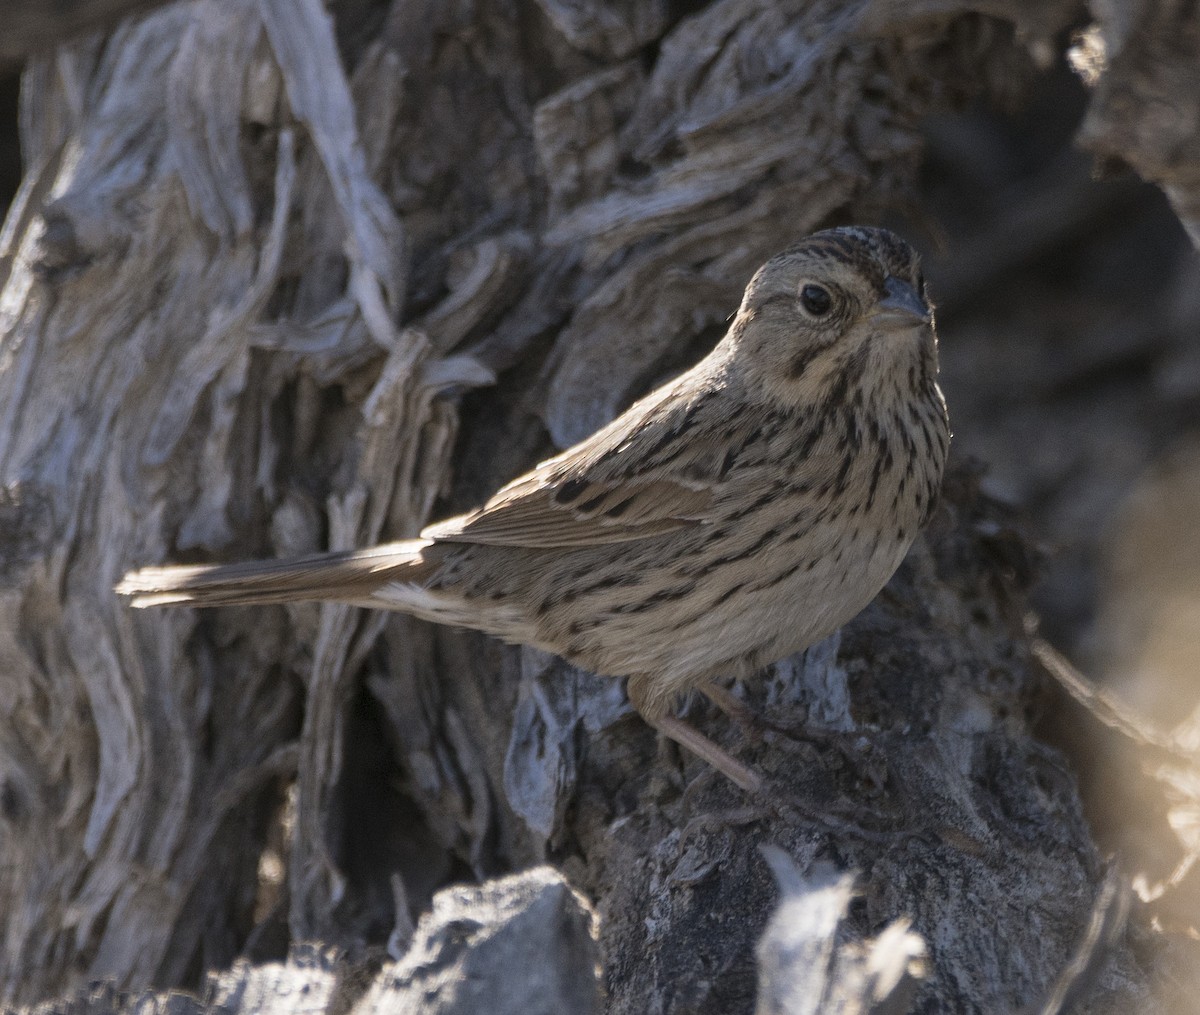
[1,0,1199,1012]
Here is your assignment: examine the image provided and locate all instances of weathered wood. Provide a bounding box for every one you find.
[2,0,1199,1011]
[23,868,601,1015]
[1074,0,1200,246]
[0,0,179,67]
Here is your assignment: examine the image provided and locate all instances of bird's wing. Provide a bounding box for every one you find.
[422,379,726,548]
[423,472,714,547]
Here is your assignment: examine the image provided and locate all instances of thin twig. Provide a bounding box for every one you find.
[1031,863,1130,1015]
[1031,637,1198,767]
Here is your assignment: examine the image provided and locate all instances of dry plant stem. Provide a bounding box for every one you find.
[1031,865,1130,1015]
[1032,637,1195,764]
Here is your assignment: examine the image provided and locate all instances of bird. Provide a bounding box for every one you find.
[118,226,950,794]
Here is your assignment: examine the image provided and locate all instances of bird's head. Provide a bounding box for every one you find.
[724,226,939,411]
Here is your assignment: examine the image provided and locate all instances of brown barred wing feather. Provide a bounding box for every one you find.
[421,473,714,548]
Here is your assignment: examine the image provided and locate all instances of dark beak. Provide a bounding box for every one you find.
[874,276,931,327]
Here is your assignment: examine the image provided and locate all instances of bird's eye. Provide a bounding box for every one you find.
[800,284,833,317]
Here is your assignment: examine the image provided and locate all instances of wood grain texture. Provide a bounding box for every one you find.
[2,0,1199,1011]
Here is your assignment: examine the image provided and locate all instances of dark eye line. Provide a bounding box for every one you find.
[755,293,797,312]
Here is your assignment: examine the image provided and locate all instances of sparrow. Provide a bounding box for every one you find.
[119,226,950,792]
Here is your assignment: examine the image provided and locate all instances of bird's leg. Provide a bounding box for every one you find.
[703,682,885,796]
[700,683,763,744]
[627,676,765,793]
[648,714,764,794]
[762,712,888,795]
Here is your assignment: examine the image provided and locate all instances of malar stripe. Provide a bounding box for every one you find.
[788,345,822,380]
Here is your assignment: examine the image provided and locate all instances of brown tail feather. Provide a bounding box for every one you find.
[116,539,432,608]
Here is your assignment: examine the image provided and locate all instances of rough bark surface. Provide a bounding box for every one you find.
[23,868,603,1015]
[1,0,1198,1012]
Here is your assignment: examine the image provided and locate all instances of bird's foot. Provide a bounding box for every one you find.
[678,802,774,852]
[773,790,913,845]
[761,718,888,792]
